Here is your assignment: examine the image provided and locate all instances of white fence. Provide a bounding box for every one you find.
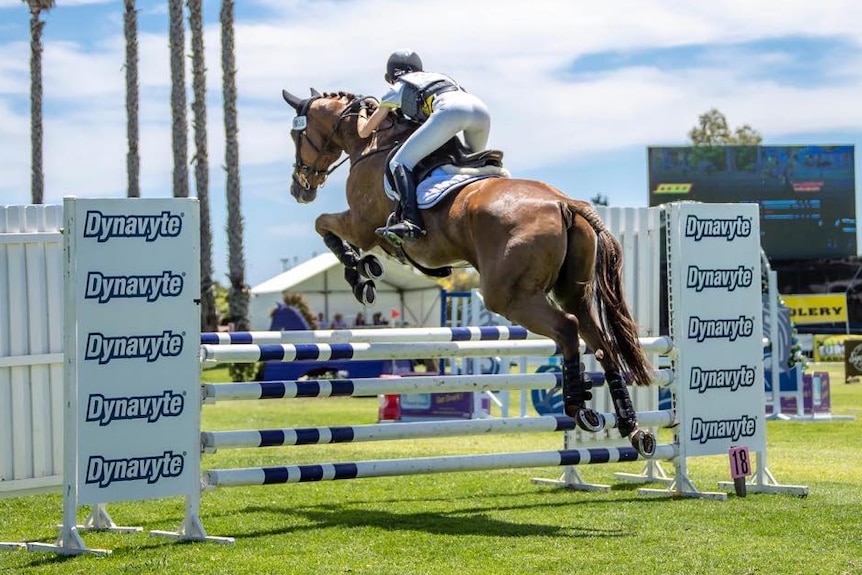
[0,205,64,497]
[0,204,664,497]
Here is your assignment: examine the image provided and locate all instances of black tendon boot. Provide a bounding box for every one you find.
[381,165,426,241]
[605,371,637,436]
[606,371,656,457]
[323,232,358,268]
[562,359,604,432]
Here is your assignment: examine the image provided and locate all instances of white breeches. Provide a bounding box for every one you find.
[390,90,491,173]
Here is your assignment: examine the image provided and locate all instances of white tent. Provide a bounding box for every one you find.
[249,253,444,330]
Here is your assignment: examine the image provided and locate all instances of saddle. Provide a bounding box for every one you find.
[382,137,505,280]
[385,137,505,190]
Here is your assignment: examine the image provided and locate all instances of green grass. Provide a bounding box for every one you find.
[2,365,861,575]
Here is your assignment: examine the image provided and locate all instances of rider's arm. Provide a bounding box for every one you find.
[357,105,390,139]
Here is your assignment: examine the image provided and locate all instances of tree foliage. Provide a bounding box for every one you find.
[188,0,218,333]
[123,0,139,198]
[23,0,56,204]
[168,0,188,198]
[221,0,251,382]
[688,108,763,146]
[688,108,763,173]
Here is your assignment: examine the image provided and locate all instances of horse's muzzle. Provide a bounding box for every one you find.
[290,178,318,204]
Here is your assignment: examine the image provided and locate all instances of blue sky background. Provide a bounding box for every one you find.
[1,0,861,286]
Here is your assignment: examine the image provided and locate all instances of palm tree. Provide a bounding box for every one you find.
[22,0,55,204]
[221,0,250,380]
[168,0,188,198]
[124,0,140,198]
[188,0,217,333]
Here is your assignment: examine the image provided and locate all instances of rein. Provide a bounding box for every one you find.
[349,107,404,168]
[351,141,399,168]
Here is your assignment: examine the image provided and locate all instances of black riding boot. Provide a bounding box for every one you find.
[380,165,426,240]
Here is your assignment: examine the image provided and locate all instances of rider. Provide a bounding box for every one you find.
[357,50,491,240]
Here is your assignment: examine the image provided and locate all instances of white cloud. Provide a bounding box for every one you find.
[0,0,114,8]
[2,0,862,282]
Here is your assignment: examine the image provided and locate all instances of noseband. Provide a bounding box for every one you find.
[291,96,356,190]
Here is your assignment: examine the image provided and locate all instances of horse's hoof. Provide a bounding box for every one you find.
[358,254,384,280]
[353,279,376,306]
[573,408,605,433]
[630,429,657,458]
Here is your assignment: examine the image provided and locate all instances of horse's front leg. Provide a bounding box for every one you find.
[316,212,385,305]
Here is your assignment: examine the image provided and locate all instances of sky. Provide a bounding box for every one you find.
[1,0,861,286]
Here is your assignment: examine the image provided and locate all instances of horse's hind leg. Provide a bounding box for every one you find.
[480,285,604,432]
[559,288,657,457]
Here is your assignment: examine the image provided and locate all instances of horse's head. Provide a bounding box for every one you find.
[282,88,359,203]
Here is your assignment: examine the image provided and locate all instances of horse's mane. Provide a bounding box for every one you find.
[318,90,413,143]
[322,91,361,102]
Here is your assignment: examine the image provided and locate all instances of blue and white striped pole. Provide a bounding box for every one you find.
[201,325,538,345]
[203,445,678,487]
[201,370,674,402]
[199,337,675,364]
[201,410,677,450]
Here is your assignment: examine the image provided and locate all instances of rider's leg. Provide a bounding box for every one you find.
[383,164,426,239]
[377,100,485,241]
[458,94,491,153]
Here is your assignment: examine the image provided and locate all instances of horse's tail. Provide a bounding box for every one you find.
[567,202,654,386]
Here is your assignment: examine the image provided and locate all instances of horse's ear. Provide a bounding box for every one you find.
[282,89,303,111]
[310,87,322,98]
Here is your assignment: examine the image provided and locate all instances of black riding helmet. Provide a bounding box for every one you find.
[385,50,423,83]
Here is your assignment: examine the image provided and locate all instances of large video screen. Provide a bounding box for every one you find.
[648,145,856,260]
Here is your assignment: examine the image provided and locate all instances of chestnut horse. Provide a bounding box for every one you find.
[281,88,657,456]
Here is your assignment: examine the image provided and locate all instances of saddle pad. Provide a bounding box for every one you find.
[384,165,509,209]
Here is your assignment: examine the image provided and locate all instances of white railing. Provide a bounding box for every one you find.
[0,205,64,497]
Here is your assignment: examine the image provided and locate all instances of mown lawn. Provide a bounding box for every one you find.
[1,364,860,575]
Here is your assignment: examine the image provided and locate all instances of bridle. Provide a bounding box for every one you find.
[290,96,355,191]
[290,94,407,192]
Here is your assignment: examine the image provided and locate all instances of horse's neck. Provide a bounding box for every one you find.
[384,119,417,146]
[344,123,414,214]
[343,121,412,174]
[353,121,414,161]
